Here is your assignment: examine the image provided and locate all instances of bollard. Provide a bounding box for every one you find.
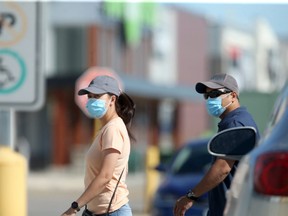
[0,145,27,216]
[145,145,160,212]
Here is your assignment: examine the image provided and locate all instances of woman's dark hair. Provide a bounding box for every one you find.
[112,92,136,142]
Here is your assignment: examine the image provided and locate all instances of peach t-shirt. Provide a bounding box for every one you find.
[84,117,130,214]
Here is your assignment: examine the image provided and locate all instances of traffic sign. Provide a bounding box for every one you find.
[0,1,44,111]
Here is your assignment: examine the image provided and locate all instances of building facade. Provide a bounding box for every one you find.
[15,2,209,170]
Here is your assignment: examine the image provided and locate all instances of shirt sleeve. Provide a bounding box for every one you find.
[101,124,124,154]
[220,119,243,131]
[232,120,246,127]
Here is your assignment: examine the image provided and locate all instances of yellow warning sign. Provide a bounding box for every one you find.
[0,2,27,47]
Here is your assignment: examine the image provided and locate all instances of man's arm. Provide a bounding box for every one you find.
[191,157,235,197]
[173,157,235,216]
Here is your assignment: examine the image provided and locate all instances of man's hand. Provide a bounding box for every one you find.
[173,196,194,216]
[61,207,77,216]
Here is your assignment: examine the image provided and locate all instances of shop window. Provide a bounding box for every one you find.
[54,27,88,75]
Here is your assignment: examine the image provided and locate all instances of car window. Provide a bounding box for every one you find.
[170,144,211,175]
[265,94,287,133]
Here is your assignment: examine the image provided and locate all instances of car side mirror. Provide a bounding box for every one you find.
[207,126,257,160]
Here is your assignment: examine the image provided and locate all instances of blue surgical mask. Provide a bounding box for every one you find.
[86,98,108,118]
[206,94,232,117]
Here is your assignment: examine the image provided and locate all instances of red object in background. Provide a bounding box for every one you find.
[74,67,124,117]
[229,46,241,68]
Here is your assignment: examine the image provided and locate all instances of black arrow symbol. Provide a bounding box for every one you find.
[0,13,16,35]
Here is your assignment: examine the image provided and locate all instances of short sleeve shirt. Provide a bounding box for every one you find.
[84,117,130,214]
[207,107,260,216]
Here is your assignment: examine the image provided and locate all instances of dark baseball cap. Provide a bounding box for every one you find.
[195,73,239,95]
[78,75,121,96]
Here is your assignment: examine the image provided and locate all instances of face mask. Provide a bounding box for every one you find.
[206,94,232,117]
[86,98,108,119]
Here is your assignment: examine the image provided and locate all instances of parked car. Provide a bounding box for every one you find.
[151,138,211,216]
[208,83,288,216]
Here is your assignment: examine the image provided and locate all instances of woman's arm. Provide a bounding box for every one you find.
[61,148,120,216]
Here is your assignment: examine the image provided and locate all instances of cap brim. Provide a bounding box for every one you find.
[78,87,106,95]
[195,81,225,93]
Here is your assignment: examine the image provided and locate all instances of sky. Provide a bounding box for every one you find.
[167,2,288,38]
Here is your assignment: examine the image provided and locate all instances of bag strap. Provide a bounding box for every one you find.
[106,168,125,216]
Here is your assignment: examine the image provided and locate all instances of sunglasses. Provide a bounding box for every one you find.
[204,89,232,100]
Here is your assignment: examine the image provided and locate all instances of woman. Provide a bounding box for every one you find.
[61,75,135,216]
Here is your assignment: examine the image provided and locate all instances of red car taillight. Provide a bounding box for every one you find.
[254,152,288,196]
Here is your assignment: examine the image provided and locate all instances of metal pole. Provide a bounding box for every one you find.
[0,109,16,149]
[10,109,16,150]
[0,110,10,146]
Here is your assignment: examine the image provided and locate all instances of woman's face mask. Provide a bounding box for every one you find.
[206,93,232,117]
[86,98,109,119]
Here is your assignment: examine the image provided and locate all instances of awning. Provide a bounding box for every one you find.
[120,75,202,102]
[47,74,202,102]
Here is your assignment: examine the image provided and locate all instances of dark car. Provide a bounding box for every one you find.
[151,138,211,216]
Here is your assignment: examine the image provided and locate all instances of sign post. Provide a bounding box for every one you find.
[0,1,44,110]
[0,2,44,216]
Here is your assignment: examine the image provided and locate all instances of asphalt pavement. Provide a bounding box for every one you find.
[28,166,149,216]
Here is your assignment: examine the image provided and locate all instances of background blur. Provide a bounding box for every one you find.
[0,1,288,215]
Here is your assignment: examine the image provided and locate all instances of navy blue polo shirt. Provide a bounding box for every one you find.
[207,107,260,216]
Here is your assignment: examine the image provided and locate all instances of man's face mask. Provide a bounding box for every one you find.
[205,90,232,117]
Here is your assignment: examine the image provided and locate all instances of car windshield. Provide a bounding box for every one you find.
[263,89,288,137]
[170,143,211,175]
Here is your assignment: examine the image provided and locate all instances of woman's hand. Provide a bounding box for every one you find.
[61,207,77,216]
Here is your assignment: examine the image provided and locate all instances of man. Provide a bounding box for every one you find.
[173,73,260,216]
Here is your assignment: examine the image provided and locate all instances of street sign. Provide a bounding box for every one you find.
[0,1,44,111]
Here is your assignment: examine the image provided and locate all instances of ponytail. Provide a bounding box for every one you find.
[114,92,136,142]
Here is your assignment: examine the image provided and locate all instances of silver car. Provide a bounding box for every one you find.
[208,84,288,216]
